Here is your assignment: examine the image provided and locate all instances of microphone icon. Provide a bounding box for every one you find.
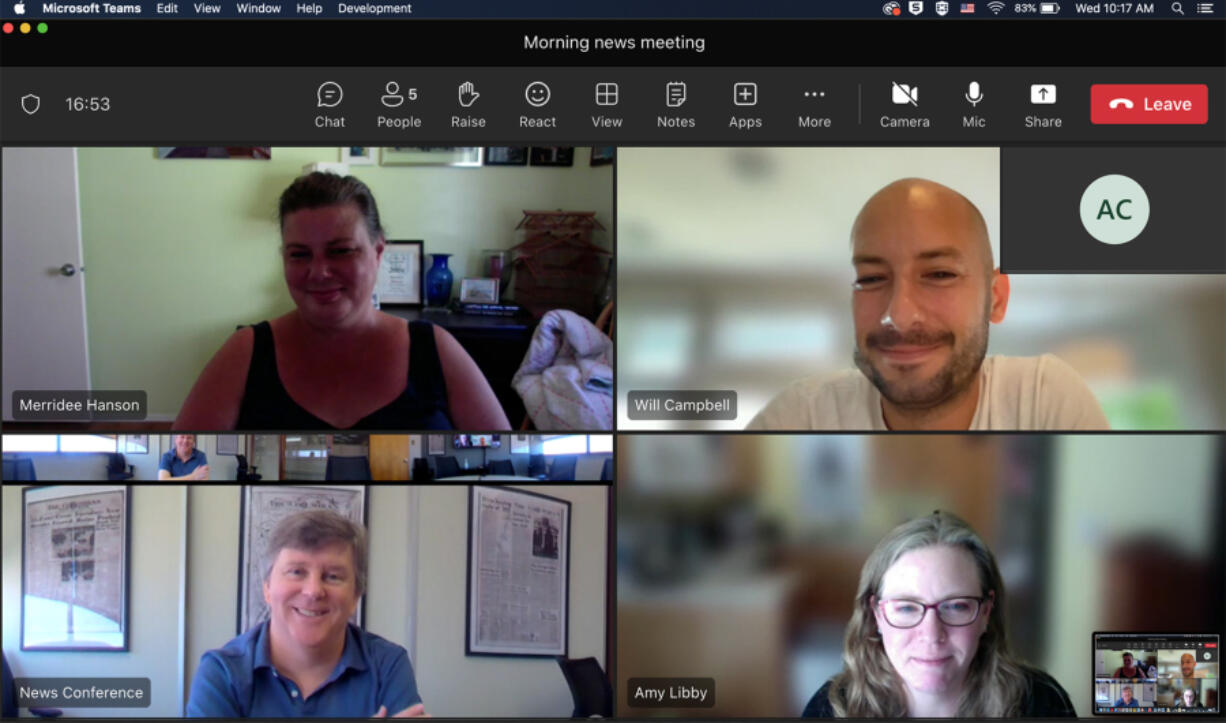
[965,81,984,106]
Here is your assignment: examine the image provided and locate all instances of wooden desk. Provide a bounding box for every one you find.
[384,308,537,425]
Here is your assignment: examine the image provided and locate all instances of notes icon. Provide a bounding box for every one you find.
[666,81,687,108]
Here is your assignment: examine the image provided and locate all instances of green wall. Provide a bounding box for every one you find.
[76,147,613,419]
[1044,435,1215,715]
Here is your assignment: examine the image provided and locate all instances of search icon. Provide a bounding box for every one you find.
[1171,1,1184,13]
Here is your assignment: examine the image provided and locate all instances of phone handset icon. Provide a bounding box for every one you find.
[1109,97,1135,109]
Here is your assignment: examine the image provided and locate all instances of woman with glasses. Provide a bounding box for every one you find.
[803,511,1075,717]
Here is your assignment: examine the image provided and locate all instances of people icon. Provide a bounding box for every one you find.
[381,82,404,108]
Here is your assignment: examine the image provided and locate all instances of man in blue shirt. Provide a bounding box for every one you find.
[159,434,209,480]
[1114,685,1141,708]
[187,510,425,717]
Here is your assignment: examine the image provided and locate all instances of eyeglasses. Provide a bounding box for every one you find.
[877,596,986,628]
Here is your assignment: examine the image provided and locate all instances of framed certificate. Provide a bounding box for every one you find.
[375,240,424,306]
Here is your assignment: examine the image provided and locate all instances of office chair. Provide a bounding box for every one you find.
[412,457,434,481]
[434,456,461,478]
[4,652,60,718]
[528,454,547,479]
[3,457,37,481]
[488,459,515,476]
[556,656,613,717]
[600,457,613,481]
[105,453,134,481]
[236,455,262,481]
[548,455,577,481]
[325,456,372,481]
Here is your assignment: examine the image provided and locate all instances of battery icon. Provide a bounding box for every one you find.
[1040,1,1059,11]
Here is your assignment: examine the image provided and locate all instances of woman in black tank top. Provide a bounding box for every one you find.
[235,319,453,430]
[174,173,509,431]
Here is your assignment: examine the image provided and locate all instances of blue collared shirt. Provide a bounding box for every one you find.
[186,622,421,717]
[159,449,207,477]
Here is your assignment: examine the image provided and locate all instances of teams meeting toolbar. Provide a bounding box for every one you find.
[3,67,1219,143]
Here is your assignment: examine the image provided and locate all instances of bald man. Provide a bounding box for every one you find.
[1181,653,1208,678]
[749,178,1109,430]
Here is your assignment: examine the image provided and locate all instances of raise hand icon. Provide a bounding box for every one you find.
[458,81,480,108]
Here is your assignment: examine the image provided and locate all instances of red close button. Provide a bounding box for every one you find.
[1091,84,1209,124]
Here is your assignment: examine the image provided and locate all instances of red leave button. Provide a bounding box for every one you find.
[1091,84,1209,124]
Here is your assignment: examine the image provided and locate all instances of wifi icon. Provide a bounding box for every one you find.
[987,0,1006,12]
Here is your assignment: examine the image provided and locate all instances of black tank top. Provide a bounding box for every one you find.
[235,320,453,430]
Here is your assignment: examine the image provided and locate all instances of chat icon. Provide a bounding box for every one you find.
[317,81,343,108]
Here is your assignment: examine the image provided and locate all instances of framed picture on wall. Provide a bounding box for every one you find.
[381,147,482,167]
[237,485,368,634]
[340,146,377,165]
[466,486,570,657]
[21,485,131,651]
[529,146,574,167]
[427,435,445,456]
[375,240,424,306]
[590,147,614,166]
[216,435,240,456]
[124,434,148,455]
[156,147,271,159]
[484,146,528,166]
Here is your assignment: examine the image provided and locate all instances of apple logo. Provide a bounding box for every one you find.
[14,2,26,14]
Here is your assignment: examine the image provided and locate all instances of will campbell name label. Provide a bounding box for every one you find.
[627,391,736,420]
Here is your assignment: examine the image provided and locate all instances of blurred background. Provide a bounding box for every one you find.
[615,434,1225,717]
[616,147,1226,430]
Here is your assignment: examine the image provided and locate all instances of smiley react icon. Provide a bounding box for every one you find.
[524,81,551,108]
[317,81,343,108]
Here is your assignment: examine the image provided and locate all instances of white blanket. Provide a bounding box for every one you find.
[513,309,613,430]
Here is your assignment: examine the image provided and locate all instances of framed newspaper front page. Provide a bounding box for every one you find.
[21,485,131,651]
[466,486,570,657]
[238,485,368,634]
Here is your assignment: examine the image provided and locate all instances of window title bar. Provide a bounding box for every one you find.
[3,20,1224,67]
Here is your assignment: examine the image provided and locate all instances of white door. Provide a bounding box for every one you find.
[2,147,91,420]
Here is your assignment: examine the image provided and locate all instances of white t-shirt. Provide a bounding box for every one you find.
[747,354,1110,431]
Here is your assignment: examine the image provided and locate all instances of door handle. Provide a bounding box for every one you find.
[59,263,84,277]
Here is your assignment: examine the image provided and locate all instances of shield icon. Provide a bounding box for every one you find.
[937,1,950,14]
[21,94,40,115]
[909,0,923,12]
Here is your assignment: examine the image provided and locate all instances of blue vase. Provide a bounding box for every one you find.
[425,253,454,306]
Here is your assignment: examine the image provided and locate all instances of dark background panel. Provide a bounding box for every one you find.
[1001,146,1226,273]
